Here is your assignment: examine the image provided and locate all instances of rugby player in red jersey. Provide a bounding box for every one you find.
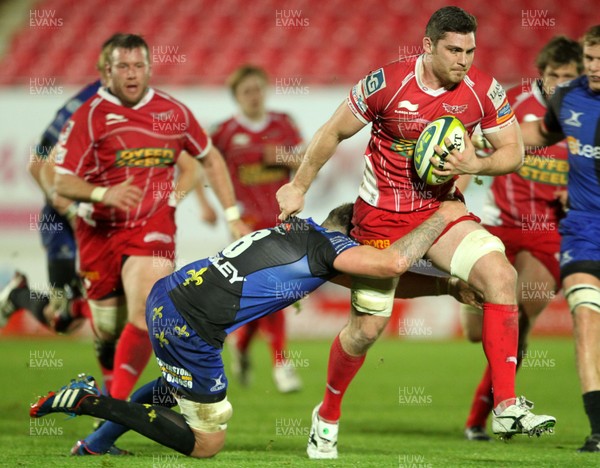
[276,6,556,458]
[212,65,304,393]
[459,36,582,441]
[53,34,250,402]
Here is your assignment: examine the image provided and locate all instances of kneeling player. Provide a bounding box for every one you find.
[30,200,477,457]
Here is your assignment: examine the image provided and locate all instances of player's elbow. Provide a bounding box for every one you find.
[508,144,525,172]
[54,174,69,197]
[387,254,412,277]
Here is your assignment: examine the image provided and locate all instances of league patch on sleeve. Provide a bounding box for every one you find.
[364,68,386,98]
[58,120,75,146]
[55,147,67,165]
[351,83,369,114]
[496,100,514,125]
[487,79,506,109]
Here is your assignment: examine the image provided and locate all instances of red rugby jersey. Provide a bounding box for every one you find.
[211,112,302,229]
[55,87,211,228]
[483,81,568,229]
[347,55,516,213]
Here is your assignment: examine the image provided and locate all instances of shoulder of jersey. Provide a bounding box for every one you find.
[152,88,187,108]
[210,116,237,136]
[464,64,497,91]
[380,58,416,80]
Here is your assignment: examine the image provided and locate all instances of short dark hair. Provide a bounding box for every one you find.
[322,203,354,235]
[425,6,477,44]
[536,36,583,74]
[106,34,150,64]
[96,33,127,72]
[226,64,269,95]
[582,25,600,48]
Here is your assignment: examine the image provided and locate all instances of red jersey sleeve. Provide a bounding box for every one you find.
[180,104,211,159]
[54,107,96,177]
[480,77,517,134]
[281,113,303,146]
[347,66,390,124]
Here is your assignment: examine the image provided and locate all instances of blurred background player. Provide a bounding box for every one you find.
[458,36,583,441]
[212,65,304,393]
[0,34,210,400]
[520,25,600,453]
[52,33,249,404]
[277,6,556,458]
[0,36,122,400]
[0,36,115,332]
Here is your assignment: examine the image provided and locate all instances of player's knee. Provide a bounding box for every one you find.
[565,284,600,315]
[492,261,518,293]
[177,396,233,434]
[450,230,507,285]
[89,302,128,340]
[351,282,395,317]
[179,396,231,458]
[189,434,225,458]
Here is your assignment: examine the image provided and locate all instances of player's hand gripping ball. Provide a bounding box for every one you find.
[413,115,466,185]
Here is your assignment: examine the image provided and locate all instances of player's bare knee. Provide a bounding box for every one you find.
[176,396,231,458]
[472,256,517,301]
[189,431,226,458]
[89,302,128,341]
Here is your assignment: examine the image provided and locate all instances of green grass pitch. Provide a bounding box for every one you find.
[1,336,597,467]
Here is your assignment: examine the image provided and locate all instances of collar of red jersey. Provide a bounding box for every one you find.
[98,87,155,109]
[415,55,449,97]
[234,113,272,133]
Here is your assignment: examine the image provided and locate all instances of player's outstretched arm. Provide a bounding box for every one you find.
[333,200,467,278]
[277,102,365,219]
[198,145,251,239]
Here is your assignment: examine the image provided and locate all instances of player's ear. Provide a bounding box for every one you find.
[423,37,433,54]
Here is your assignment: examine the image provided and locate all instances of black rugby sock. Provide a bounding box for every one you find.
[583,391,600,435]
[78,395,195,455]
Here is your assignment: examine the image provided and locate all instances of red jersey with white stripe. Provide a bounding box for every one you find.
[55,87,211,229]
[347,55,516,213]
[483,81,568,229]
[212,112,302,229]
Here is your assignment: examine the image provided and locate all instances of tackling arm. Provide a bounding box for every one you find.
[333,200,467,278]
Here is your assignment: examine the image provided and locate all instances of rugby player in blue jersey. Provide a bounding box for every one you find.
[520,25,600,452]
[29,200,477,458]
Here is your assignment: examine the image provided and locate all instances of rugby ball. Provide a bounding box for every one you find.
[414,115,466,185]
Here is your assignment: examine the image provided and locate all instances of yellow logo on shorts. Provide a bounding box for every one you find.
[155,331,170,348]
[152,306,164,320]
[174,324,190,338]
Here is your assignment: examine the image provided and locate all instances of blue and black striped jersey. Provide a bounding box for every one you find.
[164,217,358,348]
